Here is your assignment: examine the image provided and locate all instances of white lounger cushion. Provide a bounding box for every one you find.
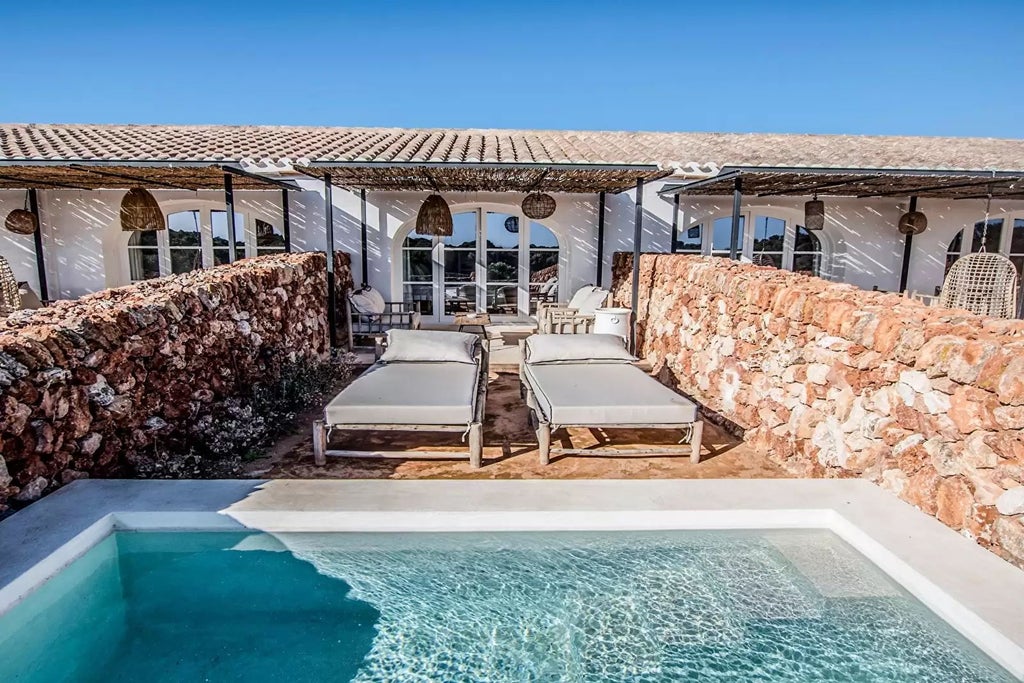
[379,329,479,364]
[325,361,479,425]
[524,333,636,365]
[523,362,697,425]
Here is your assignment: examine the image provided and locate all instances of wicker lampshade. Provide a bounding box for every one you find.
[120,188,165,232]
[0,254,19,317]
[504,216,519,233]
[415,194,453,236]
[522,193,556,220]
[898,210,928,235]
[804,198,825,231]
[4,209,38,235]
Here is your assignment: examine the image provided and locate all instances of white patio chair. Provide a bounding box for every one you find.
[938,252,1019,319]
[537,285,610,334]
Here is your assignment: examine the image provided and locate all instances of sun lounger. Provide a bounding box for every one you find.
[519,334,702,465]
[313,329,488,468]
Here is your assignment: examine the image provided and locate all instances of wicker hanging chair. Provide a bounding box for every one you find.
[415,194,453,236]
[0,254,20,317]
[120,188,165,232]
[938,252,1019,318]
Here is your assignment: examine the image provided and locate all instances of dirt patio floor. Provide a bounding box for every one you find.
[246,368,785,481]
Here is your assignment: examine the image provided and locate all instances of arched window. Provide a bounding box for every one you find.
[792,225,823,275]
[398,207,561,321]
[946,216,1024,278]
[673,213,824,276]
[126,207,280,282]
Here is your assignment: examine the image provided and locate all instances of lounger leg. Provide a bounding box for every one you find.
[537,421,551,465]
[690,420,704,464]
[469,422,483,469]
[313,420,327,467]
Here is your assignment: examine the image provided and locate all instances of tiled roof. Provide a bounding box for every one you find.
[1,123,1023,172]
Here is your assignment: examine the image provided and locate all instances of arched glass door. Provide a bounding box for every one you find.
[401,207,560,322]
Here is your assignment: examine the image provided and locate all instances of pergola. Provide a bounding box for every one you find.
[295,161,671,348]
[0,160,302,303]
[660,166,1024,292]
[0,158,669,349]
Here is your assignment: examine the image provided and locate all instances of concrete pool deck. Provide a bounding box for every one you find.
[0,478,1022,679]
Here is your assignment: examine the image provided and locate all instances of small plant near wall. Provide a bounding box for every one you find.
[128,352,356,478]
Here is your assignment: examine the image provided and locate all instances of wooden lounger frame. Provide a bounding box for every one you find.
[519,348,702,466]
[313,343,488,468]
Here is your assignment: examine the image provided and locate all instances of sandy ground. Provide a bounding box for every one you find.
[245,368,784,481]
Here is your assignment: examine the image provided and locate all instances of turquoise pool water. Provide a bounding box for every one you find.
[0,530,1014,682]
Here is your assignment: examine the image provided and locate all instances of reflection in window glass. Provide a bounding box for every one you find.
[485,212,519,248]
[128,230,160,281]
[529,221,558,313]
[402,228,435,316]
[212,211,246,264]
[711,216,745,254]
[444,212,477,248]
[674,223,703,252]
[792,226,822,276]
[166,210,202,274]
[971,218,1003,254]
[255,219,286,255]
[752,216,785,268]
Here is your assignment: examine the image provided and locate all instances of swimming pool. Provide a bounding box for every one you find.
[0,528,1015,682]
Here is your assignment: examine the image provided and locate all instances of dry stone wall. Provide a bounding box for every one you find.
[612,253,1024,568]
[0,252,343,511]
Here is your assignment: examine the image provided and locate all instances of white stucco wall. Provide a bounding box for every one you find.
[3,182,1023,310]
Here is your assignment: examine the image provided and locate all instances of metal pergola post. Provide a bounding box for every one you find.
[729,176,743,260]
[630,178,644,352]
[359,188,369,287]
[595,191,606,287]
[324,174,337,348]
[27,189,48,300]
[670,193,680,252]
[224,173,237,262]
[281,189,292,253]
[898,196,918,292]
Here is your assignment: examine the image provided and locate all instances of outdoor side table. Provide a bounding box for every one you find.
[454,312,491,336]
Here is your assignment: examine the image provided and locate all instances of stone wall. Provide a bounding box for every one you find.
[0,252,345,511]
[612,253,1024,567]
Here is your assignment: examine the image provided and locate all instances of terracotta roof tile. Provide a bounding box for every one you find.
[0,123,1022,172]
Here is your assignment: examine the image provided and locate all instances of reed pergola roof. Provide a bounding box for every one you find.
[0,162,298,191]
[295,162,668,194]
[661,168,1024,200]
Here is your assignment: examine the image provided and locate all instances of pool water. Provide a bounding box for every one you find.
[0,530,1014,682]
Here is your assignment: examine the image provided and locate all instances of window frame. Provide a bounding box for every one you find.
[126,206,282,283]
[672,210,826,277]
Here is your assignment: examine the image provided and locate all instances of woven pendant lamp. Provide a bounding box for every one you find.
[415,193,453,236]
[522,193,556,220]
[120,188,165,232]
[804,196,825,231]
[5,191,39,235]
[5,209,38,235]
[898,210,928,235]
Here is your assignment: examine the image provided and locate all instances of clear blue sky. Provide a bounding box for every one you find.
[2,1,1021,137]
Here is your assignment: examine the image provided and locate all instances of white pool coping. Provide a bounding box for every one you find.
[0,478,1022,679]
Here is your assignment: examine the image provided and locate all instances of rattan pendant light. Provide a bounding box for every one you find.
[897,210,928,235]
[5,191,39,235]
[803,195,825,231]
[120,188,165,232]
[415,193,453,236]
[522,192,556,220]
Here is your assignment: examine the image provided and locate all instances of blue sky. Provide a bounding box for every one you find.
[2,1,1021,137]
